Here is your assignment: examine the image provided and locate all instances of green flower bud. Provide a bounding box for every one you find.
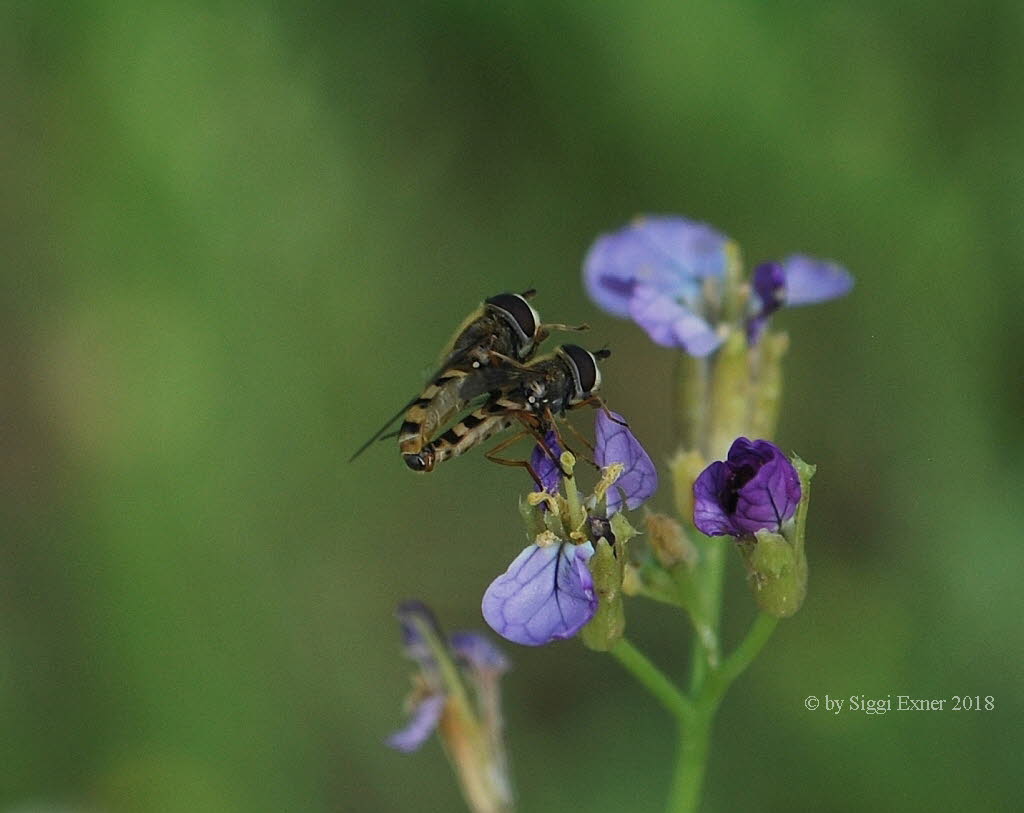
[669,448,706,523]
[644,513,697,570]
[737,455,815,618]
[581,538,626,651]
[749,330,789,440]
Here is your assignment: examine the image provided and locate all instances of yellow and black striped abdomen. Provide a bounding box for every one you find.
[398,369,470,458]
[403,401,515,472]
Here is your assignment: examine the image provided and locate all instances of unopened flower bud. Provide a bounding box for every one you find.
[737,454,815,618]
[739,530,806,618]
[669,449,706,523]
[644,513,696,570]
[581,538,626,652]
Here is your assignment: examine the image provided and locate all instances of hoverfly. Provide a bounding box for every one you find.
[350,290,585,466]
[406,343,611,482]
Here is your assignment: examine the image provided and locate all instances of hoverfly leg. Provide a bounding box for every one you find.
[540,322,589,333]
[487,350,533,370]
[483,430,543,488]
[571,395,630,426]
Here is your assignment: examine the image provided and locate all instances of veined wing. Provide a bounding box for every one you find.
[348,393,425,462]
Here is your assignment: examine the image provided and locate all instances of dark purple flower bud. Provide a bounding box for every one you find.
[482,541,597,646]
[693,438,801,537]
[594,410,658,514]
[529,430,564,494]
[747,256,853,344]
[746,262,785,344]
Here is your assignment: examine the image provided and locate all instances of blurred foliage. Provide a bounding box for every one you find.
[2,1,1022,811]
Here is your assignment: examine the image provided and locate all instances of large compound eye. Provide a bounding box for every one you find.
[560,344,601,399]
[485,292,540,353]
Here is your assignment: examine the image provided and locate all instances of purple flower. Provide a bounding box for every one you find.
[387,601,509,752]
[482,541,597,646]
[583,216,730,356]
[594,410,658,514]
[747,256,854,343]
[583,216,853,355]
[530,430,564,494]
[693,438,801,537]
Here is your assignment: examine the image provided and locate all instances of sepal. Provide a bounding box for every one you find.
[581,538,626,651]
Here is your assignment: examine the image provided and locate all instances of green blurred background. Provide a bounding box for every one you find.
[3,1,1021,811]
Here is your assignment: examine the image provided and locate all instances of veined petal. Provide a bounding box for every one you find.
[780,255,854,305]
[386,694,445,753]
[693,461,738,536]
[628,284,723,356]
[530,430,564,494]
[482,542,597,646]
[692,438,801,537]
[594,410,658,513]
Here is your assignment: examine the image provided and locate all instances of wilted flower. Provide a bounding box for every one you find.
[583,216,730,356]
[693,438,801,537]
[388,601,512,812]
[746,256,854,343]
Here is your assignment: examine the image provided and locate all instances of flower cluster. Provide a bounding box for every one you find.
[482,410,656,646]
[584,215,852,356]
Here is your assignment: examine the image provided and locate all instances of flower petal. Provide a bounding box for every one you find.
[583,216,729,318]
[628,284,723,356]
[529,430,564,494]
[449,632,509,675]
[482,542,597,646]
[396,600,444,671]
[731,440,801,534]
[386,694,445,753]
[779,255,854,305]
[693,460,738,536]
[594,410,658,513]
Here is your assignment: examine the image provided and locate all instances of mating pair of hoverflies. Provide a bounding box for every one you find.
[350,289,612,485]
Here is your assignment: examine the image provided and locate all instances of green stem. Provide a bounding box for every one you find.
[610,638,694,722]
[687,541,724,694]
[702,612,778,707]
[667,713,711,813]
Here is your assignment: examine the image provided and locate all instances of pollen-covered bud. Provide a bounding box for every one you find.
[644,513,696,570]
[581,538,626,652]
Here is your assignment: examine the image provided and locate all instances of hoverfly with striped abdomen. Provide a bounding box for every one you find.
[349,291,586,466]
[406,343,611,484]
